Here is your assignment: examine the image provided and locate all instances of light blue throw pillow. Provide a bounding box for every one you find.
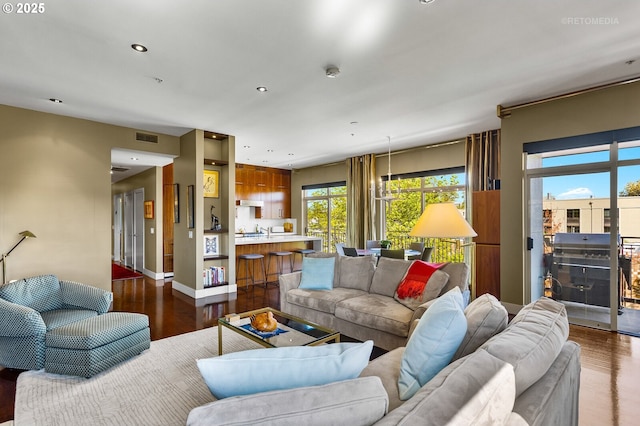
[197,340,373,399]
[398,287,467,401]
[298,256,335,290]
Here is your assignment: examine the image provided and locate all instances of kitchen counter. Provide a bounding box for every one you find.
[235,236,323,283]
[235,234,322,246]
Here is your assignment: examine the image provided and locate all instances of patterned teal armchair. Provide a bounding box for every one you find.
[0,274,112,370]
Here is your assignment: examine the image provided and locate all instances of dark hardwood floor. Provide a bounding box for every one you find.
[2,275,640,425]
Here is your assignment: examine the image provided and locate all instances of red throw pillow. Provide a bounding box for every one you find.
[394,261,450,310]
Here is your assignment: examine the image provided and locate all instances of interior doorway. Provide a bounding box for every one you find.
[122,188,144,272]
[113,193,123,262]
[111,148,176,278]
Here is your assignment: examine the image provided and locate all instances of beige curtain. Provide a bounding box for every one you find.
[346,154,376,248]
[466,129,501,192]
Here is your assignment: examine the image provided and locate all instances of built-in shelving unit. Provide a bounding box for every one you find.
[202,133,233,290]
[171,129,236,301]
[204,158,229,166]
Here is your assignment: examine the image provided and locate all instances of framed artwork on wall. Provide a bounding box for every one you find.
[144,200,154,219]
[173,183,180,223]
[204,235,220,256]
[187,185,195,229]
[203,169,219,198]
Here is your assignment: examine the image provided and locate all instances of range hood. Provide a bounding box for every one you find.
[237,200,264,207]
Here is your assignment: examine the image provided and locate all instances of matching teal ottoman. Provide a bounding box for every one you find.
[44,312,150,377]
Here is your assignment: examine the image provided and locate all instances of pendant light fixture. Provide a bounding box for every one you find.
[372,136,401,203]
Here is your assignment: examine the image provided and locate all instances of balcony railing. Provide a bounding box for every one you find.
[305,229,467,263]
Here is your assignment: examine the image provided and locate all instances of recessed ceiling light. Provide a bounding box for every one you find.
[288,153,294,156]
[49,98,62,103]
[243,145,251,149]
[262,160,269,163]
[131,157,139,161]
[267,149,274,153]
[131,43,148,52]
[287,163,293,167]
[257,86,268,92]
[419,0,435,4]
[350,121,358,125]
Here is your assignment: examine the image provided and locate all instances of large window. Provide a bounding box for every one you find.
[303,182,346,252]
[382,168,465,260]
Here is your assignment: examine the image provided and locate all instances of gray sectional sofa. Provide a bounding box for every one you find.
[279,254,470,351]
[189,296,580,425]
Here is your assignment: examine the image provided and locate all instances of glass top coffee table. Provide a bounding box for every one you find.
[218,307,340,355]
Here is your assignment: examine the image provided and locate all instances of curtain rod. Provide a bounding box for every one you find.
[298,138,465,170]
[375,138,464,159]
[497,74,640,119]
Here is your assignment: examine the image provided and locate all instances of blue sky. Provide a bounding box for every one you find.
[541,148,640,199]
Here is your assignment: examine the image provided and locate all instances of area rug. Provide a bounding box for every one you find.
[111,263,143,280]
[14,327,262,426]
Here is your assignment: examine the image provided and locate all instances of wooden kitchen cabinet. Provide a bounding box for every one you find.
[235,164,248,201]
[473,190,500,299]
[269,169,291,218]
[235,164,291,219]
[250,166,268,202]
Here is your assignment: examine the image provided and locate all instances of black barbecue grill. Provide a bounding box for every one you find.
[550,233,612,307]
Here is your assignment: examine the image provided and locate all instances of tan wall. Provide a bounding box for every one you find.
[172,130,201,289]
[111,167,164,275]
[290,140,465,232]
[172,130,237,291]
[500,80,640,305]
[0,105,179,290]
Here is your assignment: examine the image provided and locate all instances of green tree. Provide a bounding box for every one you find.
[620,179,640,196]
[304,186,347,251]
[385,175,462,239]
[306,199,328,232]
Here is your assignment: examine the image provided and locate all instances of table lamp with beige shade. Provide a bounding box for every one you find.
[409,203,477,298]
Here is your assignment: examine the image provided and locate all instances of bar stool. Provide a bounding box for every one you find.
[236,253,267,291]
[293,248,315,271]
[266,251,294,285]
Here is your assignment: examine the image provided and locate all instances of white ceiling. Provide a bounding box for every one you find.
[2,0,640,178]
[110,148,176,183]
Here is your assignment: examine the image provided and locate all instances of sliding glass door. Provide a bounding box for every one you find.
[528,170,612,330]
[616,143,640,335]
[526,135,640,334]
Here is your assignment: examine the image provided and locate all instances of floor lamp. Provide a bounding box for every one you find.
[1,230,36,284]
[409,203,477,298]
